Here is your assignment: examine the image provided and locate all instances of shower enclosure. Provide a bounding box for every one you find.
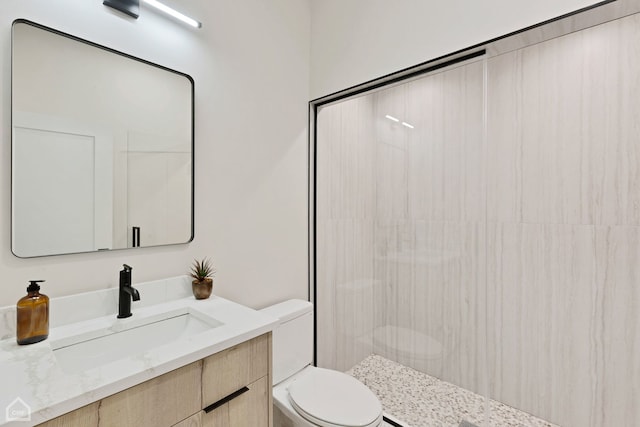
[311,2,640,426]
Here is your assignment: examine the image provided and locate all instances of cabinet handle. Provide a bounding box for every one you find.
[203,386,250,413]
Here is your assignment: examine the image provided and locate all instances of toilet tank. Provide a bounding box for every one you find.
[260,299,313,385]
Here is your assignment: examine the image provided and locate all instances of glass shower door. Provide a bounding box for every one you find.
[315,58,488,427]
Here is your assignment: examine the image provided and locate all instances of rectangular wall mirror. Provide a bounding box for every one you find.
[11,20,194,258]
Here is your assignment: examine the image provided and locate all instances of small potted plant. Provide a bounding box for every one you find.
[190,257,215,299]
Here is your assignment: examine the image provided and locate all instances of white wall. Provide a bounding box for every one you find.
[310,0,602,98]
[0,0,310,308]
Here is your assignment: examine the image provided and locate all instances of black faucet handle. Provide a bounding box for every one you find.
[122,264,132,272]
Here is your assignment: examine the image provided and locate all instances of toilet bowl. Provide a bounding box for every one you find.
[261,300,383,427]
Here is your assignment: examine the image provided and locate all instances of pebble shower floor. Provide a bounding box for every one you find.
[347,355,559,427]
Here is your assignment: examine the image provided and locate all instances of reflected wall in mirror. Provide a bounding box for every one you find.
[11,20,194,258]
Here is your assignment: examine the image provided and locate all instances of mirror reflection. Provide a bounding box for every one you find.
[11,20,194,257]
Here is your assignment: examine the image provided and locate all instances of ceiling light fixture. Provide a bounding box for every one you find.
[103,0,202,28]
[142,0,202,28]
[385,115,400,122]
[401,122,415,129]
[103,0,139,18]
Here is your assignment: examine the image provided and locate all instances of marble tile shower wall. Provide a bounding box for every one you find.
[316,10,640,427]
[485,13,640,427]
[372,62,487,397]
[317,59,487,395]
[316,97,377,371]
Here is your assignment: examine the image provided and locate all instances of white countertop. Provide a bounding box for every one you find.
[0,276,279,426]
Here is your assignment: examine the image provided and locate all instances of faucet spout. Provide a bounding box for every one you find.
[117,264,140,318]
[123,285,140,301]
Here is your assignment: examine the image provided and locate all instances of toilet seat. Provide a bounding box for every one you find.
[287,367,383,427]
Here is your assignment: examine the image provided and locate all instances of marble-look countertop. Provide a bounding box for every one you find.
[0,276,279,426]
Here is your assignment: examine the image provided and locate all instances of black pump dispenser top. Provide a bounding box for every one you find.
[27,280,45,292]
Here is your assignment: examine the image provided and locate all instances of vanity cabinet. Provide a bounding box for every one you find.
[37,333,272,427]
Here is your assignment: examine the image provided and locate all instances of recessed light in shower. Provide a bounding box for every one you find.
[385,115,415,129]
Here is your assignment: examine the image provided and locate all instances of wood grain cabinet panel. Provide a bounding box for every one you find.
[202,376,270,427]
[172,412,202,427]
[98,360,202,427]
[202,333,270,407]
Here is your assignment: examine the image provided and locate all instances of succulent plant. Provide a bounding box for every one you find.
[190,257,215,282]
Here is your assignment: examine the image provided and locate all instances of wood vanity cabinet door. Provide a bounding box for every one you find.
[201,333,270,407]
[202,376,269,427]
[98,360,202,427]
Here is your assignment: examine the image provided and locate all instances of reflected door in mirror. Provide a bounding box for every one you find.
[11,20,194,257]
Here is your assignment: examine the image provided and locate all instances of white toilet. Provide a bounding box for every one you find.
[261,299,383,427]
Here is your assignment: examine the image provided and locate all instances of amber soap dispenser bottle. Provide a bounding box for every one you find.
[16,280,49,345]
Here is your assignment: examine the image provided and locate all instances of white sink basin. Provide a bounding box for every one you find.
[52,309,223,374]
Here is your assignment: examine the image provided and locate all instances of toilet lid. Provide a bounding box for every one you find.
[288,368,382,427]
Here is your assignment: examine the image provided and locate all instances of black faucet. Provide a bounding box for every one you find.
[117,264,140,318]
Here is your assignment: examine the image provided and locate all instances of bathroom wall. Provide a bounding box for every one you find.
[0,0,309,308]
[310,0,601,98]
